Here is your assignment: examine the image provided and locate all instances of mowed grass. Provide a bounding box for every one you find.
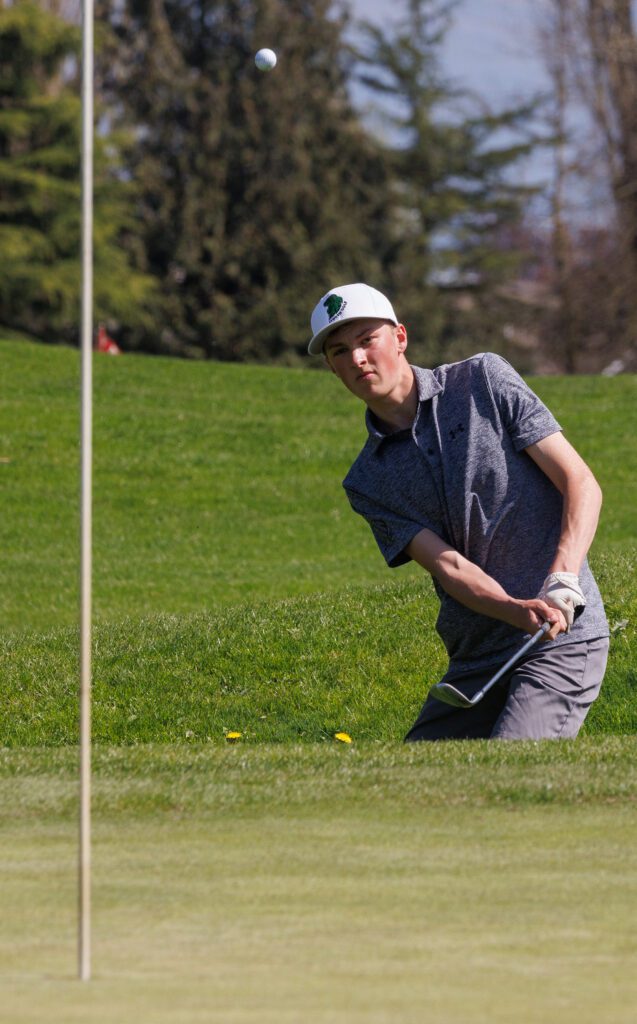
[1,338,636,634]
[2,740,637,1024]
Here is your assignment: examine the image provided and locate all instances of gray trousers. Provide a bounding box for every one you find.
[404,637,609,742]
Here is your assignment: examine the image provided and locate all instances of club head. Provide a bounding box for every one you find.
[430,623,550,711]
[430,682,477,708]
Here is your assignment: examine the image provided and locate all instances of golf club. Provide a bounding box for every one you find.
[431,621,551,708]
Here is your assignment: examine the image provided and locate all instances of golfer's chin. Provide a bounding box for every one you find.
[350,370,381,396]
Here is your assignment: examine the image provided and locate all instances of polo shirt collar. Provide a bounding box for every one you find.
[365,365,444,449]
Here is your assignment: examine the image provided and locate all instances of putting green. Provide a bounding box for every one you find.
[2,743,636,1023]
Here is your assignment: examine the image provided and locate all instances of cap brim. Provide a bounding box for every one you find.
[308,316,397,356]
[308,322,342,355]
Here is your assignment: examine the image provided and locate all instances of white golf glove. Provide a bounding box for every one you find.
[537,572,586,632]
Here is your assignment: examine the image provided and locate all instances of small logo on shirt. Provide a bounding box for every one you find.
[448,423,465,441]
[324,294,347,323]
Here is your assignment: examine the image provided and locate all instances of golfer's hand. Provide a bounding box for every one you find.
[512,599,567,641]
[537,572,586,633]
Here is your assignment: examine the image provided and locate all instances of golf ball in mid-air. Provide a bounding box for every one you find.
[255,48,277,71]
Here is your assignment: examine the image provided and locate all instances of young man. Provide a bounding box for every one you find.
[308,282,609,741]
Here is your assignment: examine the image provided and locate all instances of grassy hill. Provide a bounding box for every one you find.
[2,339,394,633]
[1,569,635,746]
[2,338,636,634]
[1,339,635,745]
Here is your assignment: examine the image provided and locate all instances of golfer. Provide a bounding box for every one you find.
[308,283,609,740]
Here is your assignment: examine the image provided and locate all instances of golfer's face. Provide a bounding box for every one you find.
[324,319,407,400]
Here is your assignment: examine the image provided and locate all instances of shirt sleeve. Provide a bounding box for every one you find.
[481,353,561,451]
[344,486,436,568]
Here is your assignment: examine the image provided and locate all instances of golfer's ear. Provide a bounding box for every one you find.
[396,324,408,352]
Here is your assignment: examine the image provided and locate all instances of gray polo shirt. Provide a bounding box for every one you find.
[344,353,608,672]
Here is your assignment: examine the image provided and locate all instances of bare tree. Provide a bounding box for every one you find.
[585,1,637,356]
[532,0,637,369]
[538,1,582,370]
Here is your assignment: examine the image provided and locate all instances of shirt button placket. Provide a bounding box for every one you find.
[413,424,450,536]
[414,427,439,465]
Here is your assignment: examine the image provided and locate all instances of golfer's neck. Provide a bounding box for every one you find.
[368,375,418,434]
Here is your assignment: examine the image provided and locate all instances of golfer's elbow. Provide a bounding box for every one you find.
[430,548,465,584]
[579,466,603,524]
[592,480,603,528]
[592,473,603,513]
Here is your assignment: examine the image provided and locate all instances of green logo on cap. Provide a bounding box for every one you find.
[324,294,345,321]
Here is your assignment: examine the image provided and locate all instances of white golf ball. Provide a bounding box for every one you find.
[255,48,277,72]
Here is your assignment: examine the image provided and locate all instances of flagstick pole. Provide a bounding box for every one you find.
[79,0,94,983]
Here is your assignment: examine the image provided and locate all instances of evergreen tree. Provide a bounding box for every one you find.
[96,0,395,360]
[356,0,541,364]
[0,0,155,345]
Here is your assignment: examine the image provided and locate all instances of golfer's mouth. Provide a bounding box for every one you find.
[357,370,376,382]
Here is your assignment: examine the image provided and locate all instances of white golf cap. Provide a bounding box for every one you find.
[308,283,399,355]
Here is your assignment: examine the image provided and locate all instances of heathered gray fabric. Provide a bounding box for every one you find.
[343,353,609,674]
[404,636,609,741]
[491,636,609,739]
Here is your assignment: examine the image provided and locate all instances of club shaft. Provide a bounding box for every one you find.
[473,623,550,701]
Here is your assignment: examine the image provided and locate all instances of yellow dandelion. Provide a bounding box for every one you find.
[334,732,352,744]
[225,731,242,743]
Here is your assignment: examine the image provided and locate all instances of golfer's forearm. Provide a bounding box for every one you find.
[429,551,522,625]
[405,532,524,628]
[550,474,602,575]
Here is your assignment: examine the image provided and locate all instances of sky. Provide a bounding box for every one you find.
[346,0,549,105]
[345,0,557,211]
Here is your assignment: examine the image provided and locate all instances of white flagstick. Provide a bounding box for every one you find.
[79,0,94,983]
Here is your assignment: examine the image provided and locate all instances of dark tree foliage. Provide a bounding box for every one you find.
[1,0,546,364]
[96,0,395,360]
[0,0,155,344]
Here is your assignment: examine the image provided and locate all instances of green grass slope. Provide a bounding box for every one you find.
[1,564,635,746]
[2,339,636,634]
[1,340,398,633]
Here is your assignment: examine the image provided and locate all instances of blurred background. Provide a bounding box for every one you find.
[1,0,636,373]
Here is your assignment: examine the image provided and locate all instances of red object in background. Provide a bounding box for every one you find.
[96,324,122,355]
